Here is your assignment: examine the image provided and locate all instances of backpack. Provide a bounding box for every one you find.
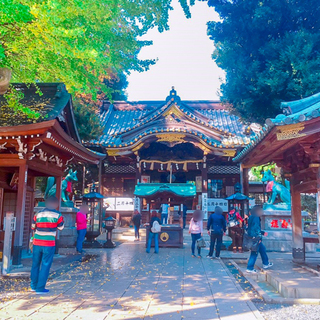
[151,220,161,233]
[228,211,239,227]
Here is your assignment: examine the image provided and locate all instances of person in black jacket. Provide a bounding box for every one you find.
[207,206,226,259]
[246,206,273,273]
[132,210,142,241]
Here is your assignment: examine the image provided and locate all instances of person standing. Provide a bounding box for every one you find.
[207,206,226,259]
[189,210,204,258]
[246,206,273,273]
[30,196,64,294]
[146,211,161,254]
[132,209,142,241]
[227,208,244,253]
[76,204,89,253]
[160,203,169,224]
[182,203,188,229]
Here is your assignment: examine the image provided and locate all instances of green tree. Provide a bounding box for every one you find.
[250,163,277,181]
[205,0,320,123]
[1,0,192,117]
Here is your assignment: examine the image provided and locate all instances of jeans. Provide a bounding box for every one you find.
[183,216,187,229]
[76,229,87,253]
[247,242,269,270]
[30,245,55,292]
[161,214,168,224]
[134,225,140,239]
[191,233,202,255]
[146,232,159,253]
[208,232,223,257]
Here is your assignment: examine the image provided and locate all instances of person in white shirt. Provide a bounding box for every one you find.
[189,210,204,258]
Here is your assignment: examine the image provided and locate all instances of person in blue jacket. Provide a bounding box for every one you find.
[207,206,226,259]
[246,205,273,273]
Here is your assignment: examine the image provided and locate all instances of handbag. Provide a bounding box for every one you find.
[243,233,261,252]
[196,237,206,248]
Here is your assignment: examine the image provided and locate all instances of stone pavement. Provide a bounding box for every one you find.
[0,240,262,320]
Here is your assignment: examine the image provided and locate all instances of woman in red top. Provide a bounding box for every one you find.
[76,204,89,253]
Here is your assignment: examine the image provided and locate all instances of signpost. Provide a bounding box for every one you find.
[2,212,16,275]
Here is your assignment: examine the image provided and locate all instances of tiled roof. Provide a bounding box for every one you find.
[233,91,320,162]
[90,89,252,148]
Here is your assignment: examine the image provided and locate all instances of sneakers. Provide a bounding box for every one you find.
[191,255,196,258]
[215,256,221,260]
[263,262,273,269]
[246,269,257,273]
[36,289,50,294]
[206,255,212,259]
[198,255,202,258]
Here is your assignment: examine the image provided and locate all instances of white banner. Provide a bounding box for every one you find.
[202,193,208,219]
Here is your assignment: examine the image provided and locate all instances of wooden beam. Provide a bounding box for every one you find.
[293,180,317,193]
[27,159,64,177]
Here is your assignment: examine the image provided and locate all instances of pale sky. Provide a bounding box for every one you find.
[126,0,224,101]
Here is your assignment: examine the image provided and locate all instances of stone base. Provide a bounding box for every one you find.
[263,230,315,252]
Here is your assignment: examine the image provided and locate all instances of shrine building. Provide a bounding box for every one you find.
[87,88,254,222]
[0,83,103,264]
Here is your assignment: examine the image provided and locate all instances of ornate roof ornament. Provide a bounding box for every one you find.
[165,86,181,104]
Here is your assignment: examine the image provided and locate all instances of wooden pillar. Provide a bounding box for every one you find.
[55,176,62,211]
[241,164,249,196]
[291,183,304,261]
[12,163,28,265]
[135,153,141,184]
[98,160,103,195]
[317,168,320,243]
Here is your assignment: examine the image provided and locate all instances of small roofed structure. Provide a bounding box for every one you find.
[234,92,320,261]
[0,83,104,264]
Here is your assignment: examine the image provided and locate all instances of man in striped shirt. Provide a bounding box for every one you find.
[30,196,64,294]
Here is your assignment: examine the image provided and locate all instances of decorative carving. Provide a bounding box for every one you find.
[16,138,27,159]
[156,133,186,143]
[37,149,48,161]
[107,149,120,156]
[277,123,306,141]
[222,149,236,157]
[0,142,7,151]
[132,143,144,152]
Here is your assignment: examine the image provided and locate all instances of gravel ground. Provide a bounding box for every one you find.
[224,259,320,320]
[255,303,320,320]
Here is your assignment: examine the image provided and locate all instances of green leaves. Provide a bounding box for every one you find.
[0,0,179,105]
[205,0,320,123]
